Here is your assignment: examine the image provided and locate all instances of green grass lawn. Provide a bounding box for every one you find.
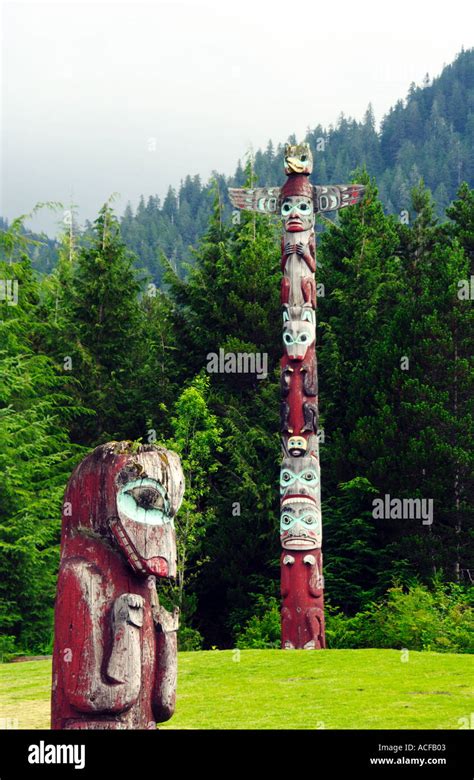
[1,649,472,729]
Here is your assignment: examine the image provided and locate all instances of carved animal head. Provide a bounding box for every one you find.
[61,442,185,578]
[280,499,321,550]
[282,305,315,360]
[284,142,313,175]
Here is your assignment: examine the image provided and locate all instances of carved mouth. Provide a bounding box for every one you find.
[110,519,147,574]
[282,537,316,550]
[286,219,304,231]
[144,556,169,576]
[110,519,169,577]
[281,494,318,506]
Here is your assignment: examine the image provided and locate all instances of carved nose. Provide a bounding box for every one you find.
[291,522,305,536]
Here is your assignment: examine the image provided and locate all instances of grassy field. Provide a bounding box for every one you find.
[0,649,472,729]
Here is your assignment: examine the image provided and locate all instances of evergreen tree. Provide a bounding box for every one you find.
[162,373,222,645]
[167,172,282,645]
[66,202,144,444]
[0,219,85,650]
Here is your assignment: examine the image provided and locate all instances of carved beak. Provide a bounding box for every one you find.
[287,157,305,173]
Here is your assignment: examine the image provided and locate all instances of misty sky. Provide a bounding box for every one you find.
[0,0,471,236]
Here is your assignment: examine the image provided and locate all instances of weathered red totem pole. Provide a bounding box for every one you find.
[229,143,365,648]
[51,441,184,729]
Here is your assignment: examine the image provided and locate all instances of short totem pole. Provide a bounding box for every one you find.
[51,442,184,729]
[229,143,365,648]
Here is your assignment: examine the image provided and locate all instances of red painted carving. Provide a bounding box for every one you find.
[280,344,318,436]
[281,550,326,649]
[51,442,184,729]
[229,142,365,649]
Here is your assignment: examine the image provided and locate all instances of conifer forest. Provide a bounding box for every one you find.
[0,49,473,658]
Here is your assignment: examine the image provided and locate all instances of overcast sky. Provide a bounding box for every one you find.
[0,0,471,236]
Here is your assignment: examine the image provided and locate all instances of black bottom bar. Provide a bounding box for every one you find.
[0,729,471,778]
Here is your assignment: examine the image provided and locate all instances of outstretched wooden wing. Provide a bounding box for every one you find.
[313,184,365,213]
[228,187,281,214]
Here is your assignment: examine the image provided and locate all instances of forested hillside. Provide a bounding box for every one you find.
[1,168,473,652]
[10,48,474,282]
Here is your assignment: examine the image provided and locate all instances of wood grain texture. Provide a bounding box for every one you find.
[51,442,184,729]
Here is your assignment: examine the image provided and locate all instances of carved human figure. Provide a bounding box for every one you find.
[280,178,316,308]
[51,442,184,730]
[286,434,318,458]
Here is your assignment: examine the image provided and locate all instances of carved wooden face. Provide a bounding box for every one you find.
[61,443,184,580]
[284,143,313,175]
[280,499,321,550]
[280,456,319,504]
[110,448,184,578]
[288,435,307,457]
[281,196,314,232]
[287,433,319,459]
[282,306,315,361]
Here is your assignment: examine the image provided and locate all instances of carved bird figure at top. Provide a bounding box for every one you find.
[284,142,313,175]
[228,141,365,215]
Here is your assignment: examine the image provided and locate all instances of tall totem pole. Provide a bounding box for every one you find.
[229,143,365,649]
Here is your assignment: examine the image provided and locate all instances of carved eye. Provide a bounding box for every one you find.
[281,515,292,526]
[281,202,292,215]
[300,334,308,342]
[299,202,309,210]
[304,515,315,525]
[283,332,293,345]
[281,471,292,483]
[303,472,315,481]
[125,486,165,511]
[301,155,307,162]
